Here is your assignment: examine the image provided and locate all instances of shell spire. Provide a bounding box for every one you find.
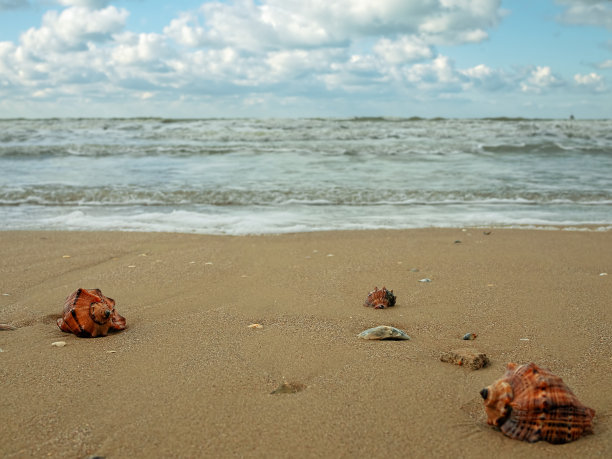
[480,362,595,444]
[57,288,126,338]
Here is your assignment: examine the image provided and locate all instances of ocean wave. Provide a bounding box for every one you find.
[2,186,610,207]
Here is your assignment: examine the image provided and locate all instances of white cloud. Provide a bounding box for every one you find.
[574,72,606,91]
[460,64,509,91]
[406,55,458,83]
[112,32,171,66]
[164,13,207,47]
[19,6,128,53]
[556,0,612,30]
[374,36,433,64]
[3,0,607,118]
[520,66,564,93]
[164,0,503,51]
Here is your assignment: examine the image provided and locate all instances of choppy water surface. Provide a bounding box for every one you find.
[1,117,611,234]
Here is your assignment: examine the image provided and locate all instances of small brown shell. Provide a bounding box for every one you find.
[363,287,396,309]
[57,288,126,338]
[480,362,595,444]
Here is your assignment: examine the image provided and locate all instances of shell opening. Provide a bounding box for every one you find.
[480,388,488,400]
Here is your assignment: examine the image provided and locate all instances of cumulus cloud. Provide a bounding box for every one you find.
[556,0,612,30]
[4,0,605,117]
[374,36,433,64]
[574,72,606,91]
[520,66,564,93]
[164,0,503,50]
[19,6,128,53]
[460,64,510,91]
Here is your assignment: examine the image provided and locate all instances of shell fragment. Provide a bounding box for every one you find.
[358,325,411,340]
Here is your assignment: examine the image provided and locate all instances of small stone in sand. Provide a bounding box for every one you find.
[248,323,263,329]
[62,255,71,258]
[440,348,489,370]
[462,332,477,340]
[419,278,432,283]
[107,350,117,354]
[2,293,9,296]
[0,324,17,331]
[270,382,306,395]
[128,265,136,268]
[600,273,608,276]
[51,341,67,347]
[358,325,410,340]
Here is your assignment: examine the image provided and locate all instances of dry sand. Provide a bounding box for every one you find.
[0,229,610,458]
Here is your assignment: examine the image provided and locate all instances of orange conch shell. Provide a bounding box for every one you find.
[480,362,595,444]
[363,286,396,309]
[57,288,126,338]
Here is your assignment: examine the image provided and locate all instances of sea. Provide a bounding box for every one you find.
[1,117,611,235]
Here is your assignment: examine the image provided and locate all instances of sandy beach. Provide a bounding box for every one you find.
[0,228,610,458]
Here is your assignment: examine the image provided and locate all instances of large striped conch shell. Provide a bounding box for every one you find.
[480,362,595,443]
[57,288,126,338]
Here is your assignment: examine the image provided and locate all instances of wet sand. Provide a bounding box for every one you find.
[0,229,610,458]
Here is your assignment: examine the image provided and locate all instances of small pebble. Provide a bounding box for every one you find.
[327,253,334,257]
[248,323,263,329]
[0,324,17,331]
[62,255,71,258]
[462,332,477,340]
[205,262,213,265]
[2,293,10,296]
[107,350,117,354]
[600,273,608,276]
[0,348,4,352]
[127,265,136,268]
[51,341,67,347]
[519,338,530,341]
[454,240,461,244]
[483,231,492,235]
[410,268,419,272]
[270,382,306,395]
[419,278,432,283]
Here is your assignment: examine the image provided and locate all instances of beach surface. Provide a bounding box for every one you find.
[1,229,610,458]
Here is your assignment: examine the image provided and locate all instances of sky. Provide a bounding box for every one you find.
[0,0,611,119]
